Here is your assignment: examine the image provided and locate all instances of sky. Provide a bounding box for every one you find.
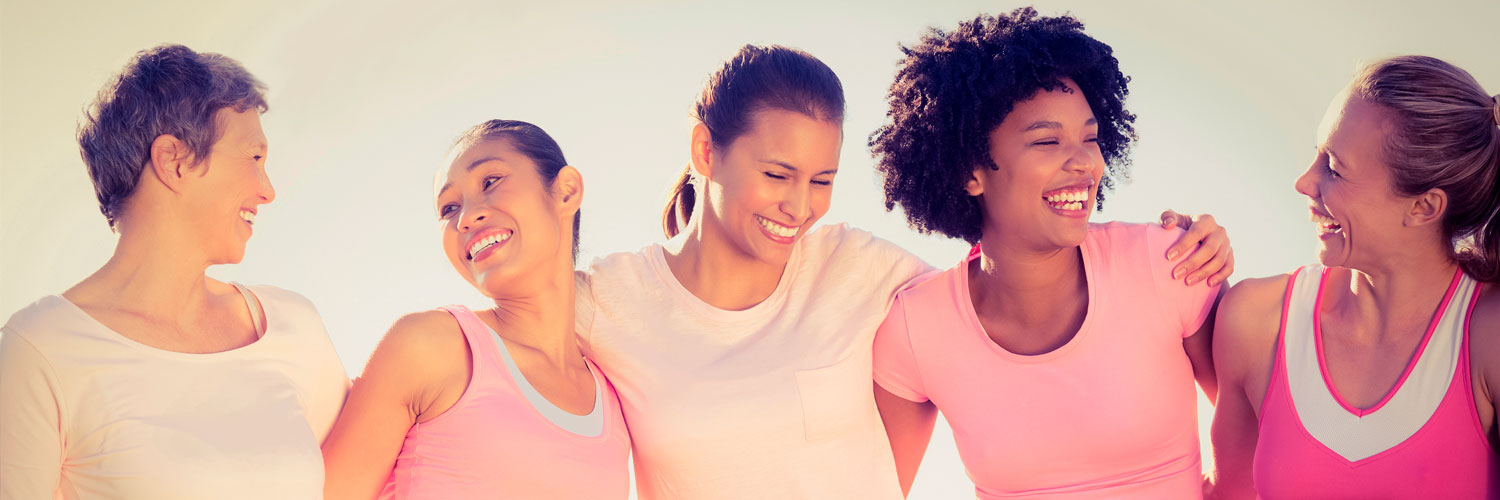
[3,0,1497,497]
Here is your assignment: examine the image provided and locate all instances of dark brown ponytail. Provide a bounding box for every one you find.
[662,165,696,238]
[659,44,845,238]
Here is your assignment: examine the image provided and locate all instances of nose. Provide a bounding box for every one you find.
[458,203,491,233]
[1063,144,1094,175]
[779,184,812,223]
[1294,158,1320,199]
[257,165,276,204]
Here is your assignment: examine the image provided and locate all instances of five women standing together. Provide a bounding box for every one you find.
[2,5,1497,500]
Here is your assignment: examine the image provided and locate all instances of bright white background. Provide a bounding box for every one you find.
[3,0,1496,497]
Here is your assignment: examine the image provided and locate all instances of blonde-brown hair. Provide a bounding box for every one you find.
[1351,55,1500,280]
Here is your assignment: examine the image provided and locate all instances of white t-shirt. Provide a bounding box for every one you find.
[0,285,350,500]
[577,224,933,499]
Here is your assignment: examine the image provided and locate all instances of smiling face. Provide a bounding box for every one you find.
[184,108,274,264]
[435,137,574,297]
[968,78,1104,251]
[699,108,840,267]
[1294,92,1411,269]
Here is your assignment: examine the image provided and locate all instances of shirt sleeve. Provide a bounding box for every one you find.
[1145,226,1223,338]
[573,269,597,358]
[819,223,937,305]
[307,341,351,445]
[0,329,64,500]
[264,287,350,445]
[872,294,928,403]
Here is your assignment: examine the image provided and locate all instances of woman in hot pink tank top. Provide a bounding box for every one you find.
[1208,57,1500,499]
[868,10,1229,498]
[320,120,630,499]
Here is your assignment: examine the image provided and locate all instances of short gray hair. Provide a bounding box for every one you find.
[77,44,268,230]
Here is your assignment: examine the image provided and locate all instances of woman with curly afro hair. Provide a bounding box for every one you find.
[869,8,1228,498]
[575,42,1227,498]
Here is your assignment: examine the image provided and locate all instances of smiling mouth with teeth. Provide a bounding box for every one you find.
[1042,188,1091,212]
[467,231,512,260]
[1311,211,1342,234]
[755,215,798,238]
[239,210,255,225]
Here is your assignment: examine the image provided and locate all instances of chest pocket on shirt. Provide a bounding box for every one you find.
[794,352,869,442]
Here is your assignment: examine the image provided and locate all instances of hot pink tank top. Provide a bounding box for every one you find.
[379,305,631,499]
[1253,266,1499,498]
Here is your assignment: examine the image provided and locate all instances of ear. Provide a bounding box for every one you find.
[964,166,985,197]
[1405,187,1446,228]
[553,165,584,218]
[148,134,194,193]
[689,121,714,180]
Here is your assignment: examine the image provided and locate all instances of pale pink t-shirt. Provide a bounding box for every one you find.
[577,224,934,499]
[874,222,1219,499]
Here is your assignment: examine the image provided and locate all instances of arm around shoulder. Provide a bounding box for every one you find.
[321,310,470,500]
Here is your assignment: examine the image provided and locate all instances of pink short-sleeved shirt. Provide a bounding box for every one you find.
[874,222,1219,499]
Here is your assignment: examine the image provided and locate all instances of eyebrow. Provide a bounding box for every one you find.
[1326,147,1344,167]
[762,159,838,176]
[1021,117,1098,132]
[436,156,507,197]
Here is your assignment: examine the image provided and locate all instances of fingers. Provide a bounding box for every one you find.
[1159,209,1185,229]
[1186,243,1234,287]
[1204,247,1235,287]
[1166,213,1219,261]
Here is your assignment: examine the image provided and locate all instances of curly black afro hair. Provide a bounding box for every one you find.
[869,7,1137,244]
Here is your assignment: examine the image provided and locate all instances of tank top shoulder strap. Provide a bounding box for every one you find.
[437,305,500,381]
[230,282,264,338]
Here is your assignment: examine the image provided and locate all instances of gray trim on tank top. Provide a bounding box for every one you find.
[485,326,605,437]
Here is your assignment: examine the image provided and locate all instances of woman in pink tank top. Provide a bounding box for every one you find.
[319,120,630,499]
[1208,57,1500,499]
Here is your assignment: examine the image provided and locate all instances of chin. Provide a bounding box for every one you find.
[749,239,795,267]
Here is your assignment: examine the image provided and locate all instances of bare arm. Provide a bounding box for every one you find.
[1204,277,1286,500]
[1184,285,1228,403]
[875,383,937,497]
[1466,286,1500,453]
[322,311,470,500]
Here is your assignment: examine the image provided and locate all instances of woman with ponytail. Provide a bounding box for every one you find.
[1209,56,1500,498]
[321,120,629,499]
[578,44,1233,499]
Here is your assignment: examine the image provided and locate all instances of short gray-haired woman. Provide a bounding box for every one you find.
[0,44,348,499]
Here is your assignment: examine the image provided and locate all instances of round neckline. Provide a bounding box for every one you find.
[51,282,275,360]
[957,242,1097,364]
[646,240,800,320]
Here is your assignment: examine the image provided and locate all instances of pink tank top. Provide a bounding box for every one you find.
[379,305,631,499]
[1254,266,1499,498]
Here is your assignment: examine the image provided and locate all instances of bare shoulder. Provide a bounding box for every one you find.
[360,310,471,392]
[1214,273,1294,383]
[1218,274,1293,337]
[1468,285,1500,379]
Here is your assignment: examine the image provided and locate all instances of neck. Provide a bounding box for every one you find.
[969,231,1086,327]
[66,214,215,319]
[661,214,785,311]
[486,257,581,367]
[1334,244,1460,341]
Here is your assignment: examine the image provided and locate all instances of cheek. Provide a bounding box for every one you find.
[721,176,768,213]
[439,226,465,268]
